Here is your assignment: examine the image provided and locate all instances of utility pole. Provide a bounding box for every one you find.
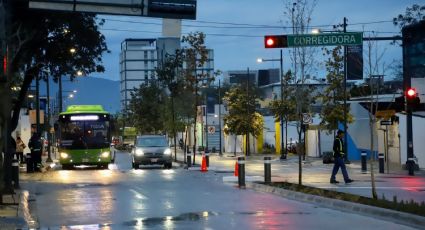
[59,76,63,112]
[343,17,350,163]
[46,77,53,163]
[36,75,40,133]
[218,79,222,156]
[246,67,250,156]
[205,94,208,151]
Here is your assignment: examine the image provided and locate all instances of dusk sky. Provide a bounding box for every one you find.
[91,0,420,81]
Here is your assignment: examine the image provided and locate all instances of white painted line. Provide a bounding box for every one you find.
[187,167,201,171]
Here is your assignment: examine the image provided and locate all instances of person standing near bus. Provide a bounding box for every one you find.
[29,132,42,172]
[16,136,26,164]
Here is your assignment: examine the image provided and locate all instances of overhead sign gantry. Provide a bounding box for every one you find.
[28,0,197,19]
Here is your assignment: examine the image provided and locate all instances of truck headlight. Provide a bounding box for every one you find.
[164,148,172,155]
[101,152,110,158]
[135,148,144,156]
[60,152,69,159]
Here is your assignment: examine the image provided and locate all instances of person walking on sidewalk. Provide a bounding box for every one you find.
[29,132,43,172]
[330,130,354,184]
[16,136,26,164]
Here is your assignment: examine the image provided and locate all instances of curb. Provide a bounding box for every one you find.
[17,190,37,229]
[247,182,425,230]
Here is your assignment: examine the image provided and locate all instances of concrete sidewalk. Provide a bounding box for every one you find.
[177,150,425,203]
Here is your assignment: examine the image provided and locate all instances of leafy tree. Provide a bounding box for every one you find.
[181,32,214,164]
[268,70,297,156]
[223,84,264,156]
[128,82,166,134]
[156,51,185,157]
[0,2,107,192]
[320,46,354,132]
[393,4,425,28]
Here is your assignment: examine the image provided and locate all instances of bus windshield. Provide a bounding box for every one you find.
[60,120,110,149]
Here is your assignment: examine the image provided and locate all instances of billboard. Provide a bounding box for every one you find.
[347,45,363,80]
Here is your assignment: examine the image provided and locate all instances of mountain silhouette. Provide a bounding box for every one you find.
[37,76,120,114]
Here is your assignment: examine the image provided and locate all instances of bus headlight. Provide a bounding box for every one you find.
[101,152,110,158]
[60,152,69,159]
[135,148,144,156]
[164,148,172,155]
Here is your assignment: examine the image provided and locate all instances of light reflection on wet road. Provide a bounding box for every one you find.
[19,151,416,230]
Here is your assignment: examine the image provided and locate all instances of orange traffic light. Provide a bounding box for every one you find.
[264,35,288,48]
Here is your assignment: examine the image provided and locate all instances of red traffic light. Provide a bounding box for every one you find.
[264,35,288,48]
[406,88,416,97]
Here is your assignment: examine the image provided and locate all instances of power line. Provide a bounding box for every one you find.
[100,28,263,37]
[100,17,397,30]
[101,27,400,39]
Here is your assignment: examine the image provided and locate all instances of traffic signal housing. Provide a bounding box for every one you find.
[405,88,421,111]
[264,35,288,48]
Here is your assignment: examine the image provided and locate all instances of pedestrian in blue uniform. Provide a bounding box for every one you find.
[330,130,354,184]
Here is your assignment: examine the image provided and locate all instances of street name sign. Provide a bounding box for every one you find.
[287,32,363,47]
[375,110,396,119]
[380,120,393,126]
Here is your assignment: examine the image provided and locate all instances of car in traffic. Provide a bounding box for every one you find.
[132,135,172,169]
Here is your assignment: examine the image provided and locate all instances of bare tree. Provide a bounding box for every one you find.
[283,0,318,185]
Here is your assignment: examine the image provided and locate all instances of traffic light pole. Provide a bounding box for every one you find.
[402,32,415,176]
[279,49,285,160]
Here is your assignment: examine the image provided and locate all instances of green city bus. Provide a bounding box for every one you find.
[58,105,112,169]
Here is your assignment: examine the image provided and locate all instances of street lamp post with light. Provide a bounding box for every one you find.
[59,47,81,113]
[257,50,286,159]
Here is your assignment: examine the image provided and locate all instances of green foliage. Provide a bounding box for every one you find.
[319,46,353,132]
[268,70,297,123]
[223,85,264,137]
[393,4,425,28]
[128,82,166,134]
[9,6,108,80]
[269,182,425,217]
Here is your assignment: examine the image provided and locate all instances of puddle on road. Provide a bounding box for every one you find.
[122,210,311,227]
[36,210,311,229]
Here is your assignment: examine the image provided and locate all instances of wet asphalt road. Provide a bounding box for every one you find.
[19,150,417,230]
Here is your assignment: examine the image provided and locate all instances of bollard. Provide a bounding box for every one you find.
[378,153,385,174]
[187,155,192,168]
[12,158,20,189]
[264,156,271,184]
[205,151,209,167]
[361,151,367,173]
[238,156,245,188]
[407,158,415,176]
[26,153,34,173]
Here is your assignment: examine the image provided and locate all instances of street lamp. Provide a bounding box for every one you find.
[59,47,78,113]
[59,89,77,112]
[257,50,286,159]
